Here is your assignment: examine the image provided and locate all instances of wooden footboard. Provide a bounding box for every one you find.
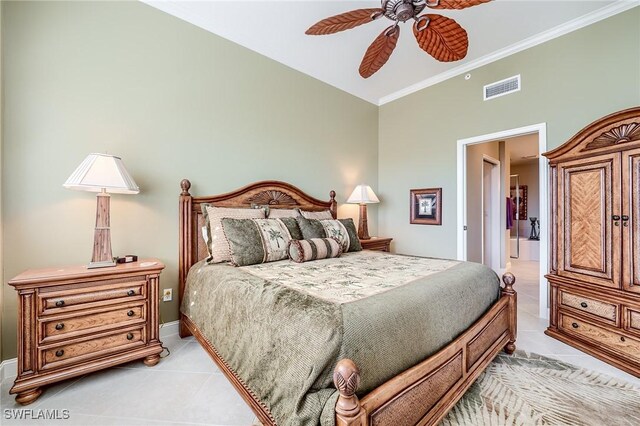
[333,273,517,426]
[180,273,516,426]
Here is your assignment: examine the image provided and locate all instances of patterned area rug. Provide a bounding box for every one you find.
[253,351,640,425]
[441,350,640,426]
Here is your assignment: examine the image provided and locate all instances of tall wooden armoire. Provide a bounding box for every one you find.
[544,107,640,377]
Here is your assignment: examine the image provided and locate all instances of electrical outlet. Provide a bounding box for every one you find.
[162,288,172,302]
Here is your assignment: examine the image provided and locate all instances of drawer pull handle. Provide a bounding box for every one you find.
[126,333,134,340]
[55,323,64,330]
[572,322,579,329]
[55,300,65,307]
[621,336,626,342]
[612,215,621,221]
[580,302,588,308]
[127,310,135,317]
[127,290,135,296]
[55,349,64,357]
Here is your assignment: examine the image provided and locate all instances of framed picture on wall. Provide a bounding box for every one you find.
[410,188,442,225]
[510,185,528,220]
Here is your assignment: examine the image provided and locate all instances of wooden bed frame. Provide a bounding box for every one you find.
[178,179,517,426]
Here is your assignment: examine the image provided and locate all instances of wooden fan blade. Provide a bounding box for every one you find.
[413,14,468,62]
[427,0,491,10]
[359,25,400,79]
[306,8,383,35]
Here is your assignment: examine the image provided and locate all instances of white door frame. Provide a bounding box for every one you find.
[457,123,549,319]
[481,155,501,272]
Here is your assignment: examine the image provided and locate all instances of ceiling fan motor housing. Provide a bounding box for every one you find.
[382,0,426,22]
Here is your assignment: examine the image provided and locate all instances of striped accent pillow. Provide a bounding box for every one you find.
[288,238,343,263]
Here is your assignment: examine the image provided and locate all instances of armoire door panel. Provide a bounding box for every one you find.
[623,148,640,293]
[557,153,621,288]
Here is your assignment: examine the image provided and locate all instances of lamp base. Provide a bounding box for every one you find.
[91,191,115,268]
[358,204,371,240]
[88,260,117,269]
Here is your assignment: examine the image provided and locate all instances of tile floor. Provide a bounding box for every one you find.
[2,261,639,425]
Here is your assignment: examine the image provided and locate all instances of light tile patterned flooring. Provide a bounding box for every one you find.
[2,260,639,425]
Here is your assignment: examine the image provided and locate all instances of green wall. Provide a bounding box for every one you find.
[2,2,639,362]
[1,1,378,360]
[378,8,640,258]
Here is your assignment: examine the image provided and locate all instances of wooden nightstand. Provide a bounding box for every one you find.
[360,237,393,252]
[8,259,165,405]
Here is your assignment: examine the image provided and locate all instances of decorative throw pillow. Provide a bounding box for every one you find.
[268,208,300,219]
[202,205,266,263]
[298,209,334,220]
[288,238,343,263]
[279,217,303,240]
[296,218,362,252]
[221,218,297,266]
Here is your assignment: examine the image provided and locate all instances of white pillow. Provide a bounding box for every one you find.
[298,209,333,220]
[268,208,299,218]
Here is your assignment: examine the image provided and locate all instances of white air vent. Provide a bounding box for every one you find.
[484,75,521,101]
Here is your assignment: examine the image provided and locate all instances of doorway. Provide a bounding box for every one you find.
[456,123,548,319]
[482,156,500,271]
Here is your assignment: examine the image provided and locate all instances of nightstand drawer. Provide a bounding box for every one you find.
[559,289,619,324]
[40,326,146,370]
[41,304,145,343]
[559,313,640,362]
[40,280,146,314]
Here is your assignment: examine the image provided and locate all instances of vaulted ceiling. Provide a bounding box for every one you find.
[142,1,634,105]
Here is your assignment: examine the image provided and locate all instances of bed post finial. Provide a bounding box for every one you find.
[502,272,516,294]
[501,272,517,355]
[334,359,364,424]
[330,190,337,219]
[180,179,192,196]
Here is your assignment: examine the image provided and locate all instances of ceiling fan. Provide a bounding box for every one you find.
[306,0,491,78]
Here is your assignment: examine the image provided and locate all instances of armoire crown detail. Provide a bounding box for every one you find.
[584,122,640,150]
[544,106,640,378]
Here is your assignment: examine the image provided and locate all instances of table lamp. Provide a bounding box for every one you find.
[346,184,379,240]
[64,153,139,268]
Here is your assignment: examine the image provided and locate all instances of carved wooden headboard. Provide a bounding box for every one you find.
[178,179,337,303]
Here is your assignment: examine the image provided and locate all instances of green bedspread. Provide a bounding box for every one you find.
[180,251,500,425]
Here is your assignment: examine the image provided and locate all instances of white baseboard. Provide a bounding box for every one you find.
[0,358,17,382]
[0,320,181,382]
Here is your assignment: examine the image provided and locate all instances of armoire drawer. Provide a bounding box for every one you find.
[624,307,640,335]
[559,313,640,362]
[559,289,619,325]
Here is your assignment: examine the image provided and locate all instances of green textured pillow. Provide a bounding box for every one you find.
[296,218,362,252]
[336,218,362,252]
[221,218,298,266]
[288,238,343,263]
[201,204,266,263]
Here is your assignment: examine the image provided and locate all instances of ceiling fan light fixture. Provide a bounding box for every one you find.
[306,0,491,78]
[414,15,431,32]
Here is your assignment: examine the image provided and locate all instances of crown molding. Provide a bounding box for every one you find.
[377,1,639,106]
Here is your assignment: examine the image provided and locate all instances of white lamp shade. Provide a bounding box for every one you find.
[63,153,139,194]
[347,184,379,204]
